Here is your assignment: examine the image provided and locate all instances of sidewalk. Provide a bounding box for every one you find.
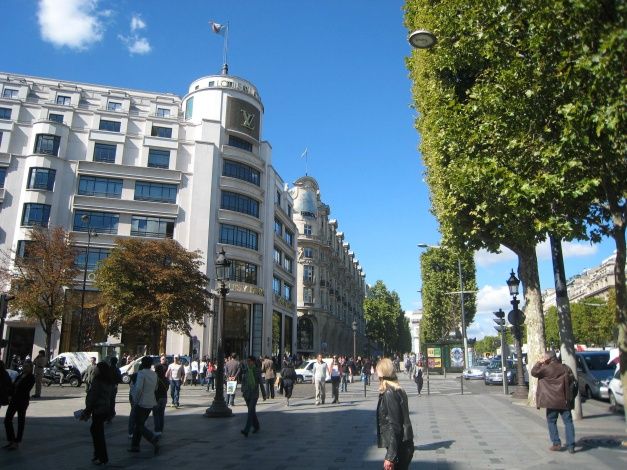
[0,375,624,469]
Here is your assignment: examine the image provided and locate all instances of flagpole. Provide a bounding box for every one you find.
[223,22,229,75]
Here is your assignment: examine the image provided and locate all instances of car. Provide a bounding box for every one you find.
[294,358,333,384]
[484,360,515,385]
[463,359,491,380]
[608,368,623,412]
[575,351,614,400]
[119,354,191,384]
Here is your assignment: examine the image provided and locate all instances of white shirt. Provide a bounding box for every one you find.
[167,362,185,381]
[312,361,328,381]
[191,361,199,372]
[132,368,157,409]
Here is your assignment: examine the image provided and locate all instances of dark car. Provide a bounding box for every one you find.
[484,360,515,385]
[575,351,614,400]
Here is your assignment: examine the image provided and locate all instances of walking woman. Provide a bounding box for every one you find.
[280,361,297,407]
[83,362,114,465]
[414,367,424,395]
[4,362,35,450]
[240,355,262,437]
[376,358,414,470]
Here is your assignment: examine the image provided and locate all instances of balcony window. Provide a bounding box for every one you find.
[228,135,252,152]
[272,277,281,296]
[16,240,35,258]
[147,148,170,169]
[99,119,121,132]
[34,134,61,156]
[304,287,313,304]
[56,95,71,106]
[134,181,177,203]
[131,216,175,238]
[230,260,258,285]
[219,224,258,250]
[283,256,293,273]
[0,107,11,120]
[284,229,294,246]
[184,97,193,120]
[93,142,116,163]
[283,283,292,301]
[151,126,172,138]
[221,190,259,218]
[304,247,314,259]
[304,265,314,282]
[223,159,260,186]
[27,167,56,190]
[75,247,110,271]
[273,247,281,265]
[73,210,119,234]
[2,88,18,99]
[0,167,6,187]
[21,203,51,227]
[78,176,122,198]
[107,101,122,111]
[156,107,170,118]
[304,224,312,236]
[48,113,64,123]
[274,219,283,237]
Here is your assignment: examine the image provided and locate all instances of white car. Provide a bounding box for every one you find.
[608,368,624,412]
[294,358,333,384]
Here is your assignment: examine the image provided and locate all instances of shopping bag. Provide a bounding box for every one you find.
[226,380,237,394]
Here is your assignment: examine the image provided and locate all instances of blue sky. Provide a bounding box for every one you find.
[4,0,618,338]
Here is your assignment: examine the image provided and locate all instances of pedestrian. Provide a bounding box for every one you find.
[55,356,67,385]
[82,361,114,466]
[330,356,341,403]
[206,359,215,391]
[414,367,424,395]
[166,355,185,408]
[530,350,577,454]
[341,358,350,392]
[152,364,169,438]
[261,356,275,399]
[0,361,12,413]
[3,362,35,450]
[129,356,159,455]
[127,361,140,439]
[31,351,46,399]
[280,360,297,407]
[199,357,207,386]
[376,358,414,470]
[108,356,122,422]
[84,357,97,393]
[312,354,328,405]
[225,353,241,407]
[183,361,191,386]
[240,356,262,437]
[362,358,372,386]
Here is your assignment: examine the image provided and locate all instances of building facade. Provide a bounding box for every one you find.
[289,176,366,357]
[0,71,297,361]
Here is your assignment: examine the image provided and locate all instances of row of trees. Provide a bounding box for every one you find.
[405,0,625,410]
[2,227,212,359]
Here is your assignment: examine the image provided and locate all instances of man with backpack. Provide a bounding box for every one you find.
[531,350,577,454]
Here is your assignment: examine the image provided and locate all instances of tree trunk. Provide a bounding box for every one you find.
[549,234,583,419]
[159,321,167,355]
[513,243,546,407]
[44,320,54,362]
[610,219,627,432]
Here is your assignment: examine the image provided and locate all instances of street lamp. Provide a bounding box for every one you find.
[506,269,528,399]
[78,214,97,351]
[417,243,470,369]
[352,320,357,361]
[408,29,437,49]
[205,248,233,418]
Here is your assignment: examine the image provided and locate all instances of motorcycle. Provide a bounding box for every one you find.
[42,365,83,387]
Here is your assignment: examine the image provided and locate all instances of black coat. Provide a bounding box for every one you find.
[9,373,35,407]
[377,387,414,463]
[0,370,12,406]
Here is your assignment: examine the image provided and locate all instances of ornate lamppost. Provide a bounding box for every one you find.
[205,248,233,418]
[78,214,97,351]
[352,320,357,360]
[506,270,529,399]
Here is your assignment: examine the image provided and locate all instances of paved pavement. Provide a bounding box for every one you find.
[0,374,625,469]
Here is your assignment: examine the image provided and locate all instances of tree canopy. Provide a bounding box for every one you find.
[363,280,411,354]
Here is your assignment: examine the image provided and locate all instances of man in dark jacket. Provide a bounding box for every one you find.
[531,350,576,454]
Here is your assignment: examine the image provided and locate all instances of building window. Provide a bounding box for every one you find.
[93,142,116,163]
[21,203,51,227]
[135,181,177,203]
[107,101,122,111]
[56,95,71,106]
[151,126,173,138]
[99,119,121,132]
[27,167,56,190]
[272,277,281,296]
[221,190,259,218]
[230,260,258,285]
[284,229,294,246]
[287,205,292,217]
[73,210,119,234]
[304,247,314,259]
[156,107,170,118]
[283,283,293,301]
[273,247,282,265]
[0,107,11,120]
[0,167,6,188]
[304,265,314,282]
[276,190,281,206]
[48,113,64,123]
[34,134,61,156]
[304,224,312,236]
[131,216,175,238]
[283,256,293,273]
[147,148,170,168]
[78,176,122,198]
[75,247,110,271]
[16,240,35,258]
[297,317,314,350]
[228,135,252,152]
[184,97,193,120]
[223,159,260,186]
[219,224,258,250]
[274,219,283,237]
[2,88,18,99]
[304,287,313,304]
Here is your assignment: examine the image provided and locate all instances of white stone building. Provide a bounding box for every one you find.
[0,71,297,361]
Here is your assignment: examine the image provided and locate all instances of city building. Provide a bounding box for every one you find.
[542,251,618,313]
[0,71,297,361]
[289,176,367,357]
[405,309,423,357]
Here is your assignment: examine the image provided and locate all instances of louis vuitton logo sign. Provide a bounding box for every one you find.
[240,109,255,130]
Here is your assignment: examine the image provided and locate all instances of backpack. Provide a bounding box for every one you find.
[565,365,578,408]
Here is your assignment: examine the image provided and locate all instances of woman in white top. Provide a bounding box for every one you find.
[129,356,159,454]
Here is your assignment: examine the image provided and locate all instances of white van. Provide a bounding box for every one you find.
[294,358,334,384]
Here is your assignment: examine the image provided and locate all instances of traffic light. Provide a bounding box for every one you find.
[493,308,506,333]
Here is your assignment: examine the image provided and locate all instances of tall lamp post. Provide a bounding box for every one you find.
[78,214,97,351]
[352,320,357,360]
[205,248,233,418]
[506,270,528,399]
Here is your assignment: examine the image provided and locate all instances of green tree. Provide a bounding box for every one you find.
[420,247,477,343]
[364,281,407,355]
[95,238,212,354]
[8,227,79,360]
[546,299,616,348]
[474,336,499,357]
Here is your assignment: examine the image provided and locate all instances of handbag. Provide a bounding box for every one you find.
[226,380,237,394]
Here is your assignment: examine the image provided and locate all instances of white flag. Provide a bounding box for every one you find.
[209,21,226,35]
[300,148,308,159]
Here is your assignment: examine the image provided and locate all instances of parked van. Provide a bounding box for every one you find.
[575,351,614,400]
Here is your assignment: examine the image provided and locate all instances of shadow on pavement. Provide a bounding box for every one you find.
[577,435,627,452]
[415,439,455,451]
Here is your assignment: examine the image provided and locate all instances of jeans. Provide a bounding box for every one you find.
[4,402,28,443]
[170,380,181,406]
[152,397,167,433]
[131,406,155,449]
[341,375,348,392]
[90,412,108,463]
[243,396,259,433]
[206,376,215,390]
[314,380,326,404]
[546,408,575,448]
[227,392,236,406]
[265,378,275,399]
[331,377,340,402]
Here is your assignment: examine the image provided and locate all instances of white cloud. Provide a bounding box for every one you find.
[475,240,598,267]
[37,0,104,50]
[119,15,151,55]
[476,284,511,314]
[475,247,517,268]
[130,15,146,32]
[127,37,151,54]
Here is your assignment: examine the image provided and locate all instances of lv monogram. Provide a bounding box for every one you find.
[240,109,255,130]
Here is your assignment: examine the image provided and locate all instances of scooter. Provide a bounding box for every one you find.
[42,365,83,387]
